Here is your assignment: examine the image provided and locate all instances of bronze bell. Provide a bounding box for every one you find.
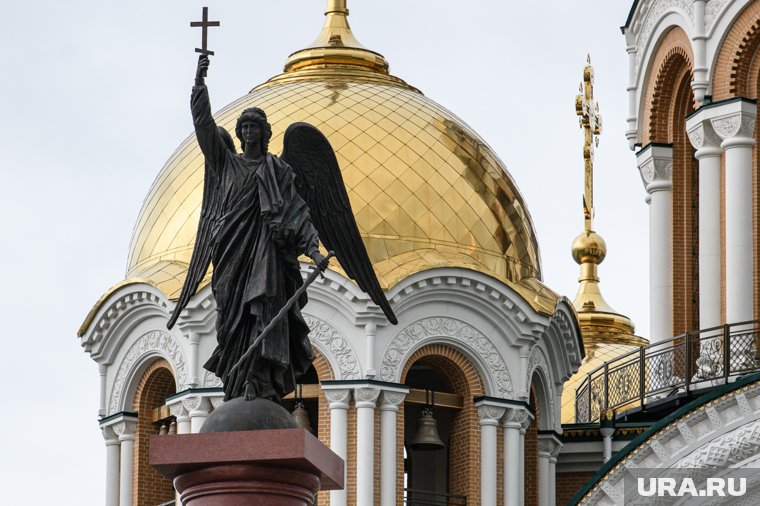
[292,401,313,433]
[411,390,445,451]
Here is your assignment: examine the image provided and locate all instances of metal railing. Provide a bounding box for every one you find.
[575,320,760,423]
[405,488,467,505]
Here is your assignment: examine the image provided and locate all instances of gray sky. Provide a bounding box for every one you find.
[0,1,645,502]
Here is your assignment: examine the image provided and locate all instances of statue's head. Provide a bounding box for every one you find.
[235,107,272,153]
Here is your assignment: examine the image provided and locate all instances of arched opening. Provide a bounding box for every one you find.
[525,381,541,506]
[132,359,176,506]
[401,345,483,504]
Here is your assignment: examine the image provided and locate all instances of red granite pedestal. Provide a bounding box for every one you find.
[150,428,343,505]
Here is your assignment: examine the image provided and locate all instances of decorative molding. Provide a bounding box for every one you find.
[304,314,361,380]
[379,317,513,398]
[705,0,730,31]
[108,330,187,415]
[633,0,693,75]
[354,387,380,406]
[676,418,760,468]
[527,346,551,387]
[503,406,532,427]
[112,419,137,438]
[638,158,673,185]
[101,425,118,443]
[380,391,407,408]
[477,404,506,424]
[323,388,352,408]
[711,113,756,140]
[203,370,222,388]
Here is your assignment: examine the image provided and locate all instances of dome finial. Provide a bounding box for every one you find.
[570,57,636,343]
[283,0,389,74]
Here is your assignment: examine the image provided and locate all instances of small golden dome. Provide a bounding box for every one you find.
[124,1,547,307]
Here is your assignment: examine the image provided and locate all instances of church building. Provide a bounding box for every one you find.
[78,0,760,505]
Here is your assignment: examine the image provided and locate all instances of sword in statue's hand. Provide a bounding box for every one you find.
[191,6,219,79]
[228,252,335,377]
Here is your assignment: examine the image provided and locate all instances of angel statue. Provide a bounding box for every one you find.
[167,55,396,404]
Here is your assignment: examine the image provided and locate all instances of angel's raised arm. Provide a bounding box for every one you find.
[190,55,226,168]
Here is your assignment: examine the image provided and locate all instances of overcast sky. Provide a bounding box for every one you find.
[0,1,645,502]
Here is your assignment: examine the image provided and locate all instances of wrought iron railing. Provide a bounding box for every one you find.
[575,320,760,423]
[405,488,467,505]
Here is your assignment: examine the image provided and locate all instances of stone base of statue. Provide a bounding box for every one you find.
[150,398,343,506]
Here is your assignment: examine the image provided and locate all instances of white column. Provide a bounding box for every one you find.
[184,396,211,433]
[638,144,674,344]
[625,36,639,150]
[99,364,108,417]
[379,389,408,506]
[503,407,531,506]
[187,331,201,387]
[324,388,351,506]
[169,402,191,435]
[112,417,137,506]
[101,425,120,506]
[600,427,614,463]
[365,322,377,377]
[537,434,561,506]
[476,402,506,506]
[711,101,757,324]
[548,444,561,506]
[355,387,380,506]
[691,0,709,104]
[519,423,528,506]
[687,115,723,329]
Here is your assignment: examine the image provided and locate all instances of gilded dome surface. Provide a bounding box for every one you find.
[125,3,544,306]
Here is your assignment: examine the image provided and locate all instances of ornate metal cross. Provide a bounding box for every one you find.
[191,7,220,56]
[575,55,602,232]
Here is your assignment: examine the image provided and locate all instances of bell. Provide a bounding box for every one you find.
[410,406,445,451]
[292,401,313,433]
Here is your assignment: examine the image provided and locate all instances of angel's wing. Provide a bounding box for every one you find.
[166,128,230,329]
[281,122,397,325]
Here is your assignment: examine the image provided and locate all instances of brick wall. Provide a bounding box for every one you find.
[132,359,176,506]
[524,388,539,506]
[556,471,593,506]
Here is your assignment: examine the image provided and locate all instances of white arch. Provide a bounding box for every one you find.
[379,316,514,399]
[109,329,187,415]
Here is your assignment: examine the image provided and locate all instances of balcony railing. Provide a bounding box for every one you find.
[575,320,760,423]
[405,489,467,505]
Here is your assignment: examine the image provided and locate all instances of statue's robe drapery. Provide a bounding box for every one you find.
[191,84,317,401]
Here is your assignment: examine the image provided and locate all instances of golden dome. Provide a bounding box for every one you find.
[125,1,544,308]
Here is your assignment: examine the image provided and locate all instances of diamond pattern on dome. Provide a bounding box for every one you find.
[127,78,542,300]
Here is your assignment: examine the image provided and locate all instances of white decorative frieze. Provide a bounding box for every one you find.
[379,317,513,398]
[633,0,694,75]
[304,314,361,380]
[636,144,673,192]
[109,330,187,415]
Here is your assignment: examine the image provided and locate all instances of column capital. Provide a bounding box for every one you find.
[503,405,534,429]
[101,425,120,445]
[322,386,352,409]
[354,386,381,408]
[99,411,138,438]
[378,387,409,412]
[636,143,673,193]
[698,98,757,148]
[537,431,563,458]
[475,398,507,426]
[167,388,222,415]
[686,108,722,156]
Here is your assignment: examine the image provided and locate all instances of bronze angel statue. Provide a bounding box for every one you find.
[167,55,396,403]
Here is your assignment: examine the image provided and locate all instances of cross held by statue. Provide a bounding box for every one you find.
[191,7,220,56]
